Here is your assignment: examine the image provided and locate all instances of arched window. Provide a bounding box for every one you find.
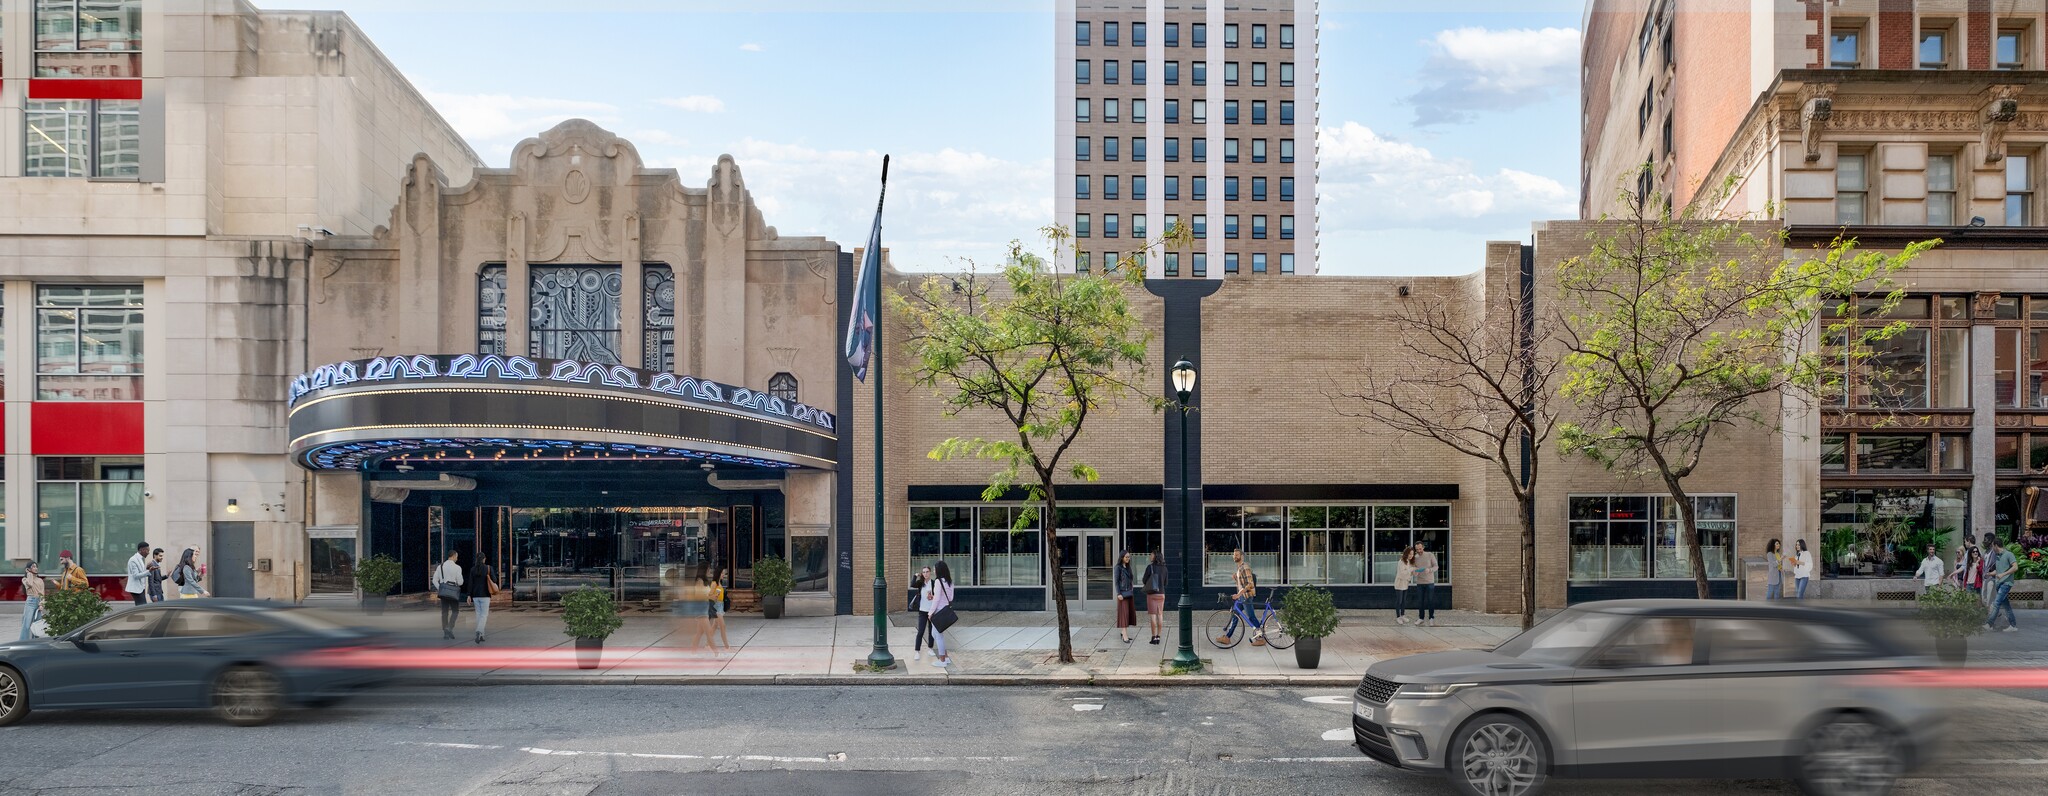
[769,372,799,403]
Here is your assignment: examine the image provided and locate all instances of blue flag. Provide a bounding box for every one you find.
[844,210,882,382]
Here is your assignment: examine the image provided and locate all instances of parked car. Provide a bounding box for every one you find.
[0,599,393,727]
[1352,599,1943,796]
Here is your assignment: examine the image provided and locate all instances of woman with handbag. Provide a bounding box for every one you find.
[911,566,936,660]
[173,548,208,599]
[465,556,495,644]
[927,561,958,668]
[1114,551,1136,644]
[1393,545,1415,624]
[431,550,464,641]
[1142,556,1166,645]
[708,567,732,652]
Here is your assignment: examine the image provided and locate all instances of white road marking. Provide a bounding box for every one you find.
[1073,703,1105,712]
[395,742,1034,765]
[1304,695,1352,705]
[400,742,505,750]
[1257,757,1368,763]
[1321,729,1350,741]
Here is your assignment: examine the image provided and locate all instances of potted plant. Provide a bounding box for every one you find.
[754,555,793,619]
[1280,585,1339,670]
[1821,528,1857,578]
[561,586,624,670]
[40,585,110,638]
[354,554,402,615]
[1916,584,1987,665]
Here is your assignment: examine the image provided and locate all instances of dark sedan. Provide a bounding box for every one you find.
[0,599,392,727]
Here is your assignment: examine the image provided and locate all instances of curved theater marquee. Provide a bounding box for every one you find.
[286,354,838,471]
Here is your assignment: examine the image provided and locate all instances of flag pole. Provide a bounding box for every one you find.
[867,155,896,669]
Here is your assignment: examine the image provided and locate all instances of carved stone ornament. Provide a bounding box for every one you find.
[564,168,591,204]
[1982,85,2025,164]
[709,155,747,237]
[1975,291,2002,320]
[1799,83,1835,163]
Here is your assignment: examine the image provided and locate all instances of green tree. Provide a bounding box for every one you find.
[1556,181,1936,598]
[895,225,1181,663]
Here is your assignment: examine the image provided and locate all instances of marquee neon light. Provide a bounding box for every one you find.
[288,354,835,432]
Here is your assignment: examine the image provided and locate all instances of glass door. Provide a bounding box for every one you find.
[1085,532,1115,602]
[1053,531,1120,608]
[1056,533,1081,603]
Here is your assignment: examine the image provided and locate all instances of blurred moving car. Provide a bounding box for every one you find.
[0,599,391,727]
[1352,599,1943,796]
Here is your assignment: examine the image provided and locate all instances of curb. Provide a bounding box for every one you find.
[404,673,1364,688]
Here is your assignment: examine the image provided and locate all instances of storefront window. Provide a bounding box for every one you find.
[37,285,142,400]
[1572,495,1734,581]
[529,266,622,364]
[36,456,143,574]
[1836,294,1980,409]
[644,264,675,372]
[1123,507,1161,574]
[1819,488,1968,575]
[912,505,1044,587]
[1858,434,1930,471]
[1210,504,1448,586]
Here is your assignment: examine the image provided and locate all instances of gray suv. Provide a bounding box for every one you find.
[1352,600,1945,796]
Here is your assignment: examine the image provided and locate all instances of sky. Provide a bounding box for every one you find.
[312,1,1586,277]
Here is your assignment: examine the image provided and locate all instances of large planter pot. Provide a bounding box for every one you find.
[574,637,604,670]
[1934,637,1968,666]
[761,595,786,619]
[361,595,386,616]
[1294,636,1323,670]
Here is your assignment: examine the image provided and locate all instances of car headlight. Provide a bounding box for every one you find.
[1394,682,1477,699]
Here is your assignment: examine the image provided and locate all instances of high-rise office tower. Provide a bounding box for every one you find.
[1058,1,1318,277]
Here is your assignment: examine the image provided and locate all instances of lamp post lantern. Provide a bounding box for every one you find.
[1169,358,1201,671]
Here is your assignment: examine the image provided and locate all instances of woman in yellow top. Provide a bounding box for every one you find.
[707,568,732,652]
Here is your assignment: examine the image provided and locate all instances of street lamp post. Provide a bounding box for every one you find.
[1170,358,1202,671]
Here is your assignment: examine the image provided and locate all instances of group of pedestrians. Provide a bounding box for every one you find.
[429,550,500,644]
[1943,534,2021,632]
[15,545,207,641]
[1764,538,1815,600]
[668,564,733,653]
[1112,551,1167,644]
[908,562,957,667]
[1389,542,1441,626]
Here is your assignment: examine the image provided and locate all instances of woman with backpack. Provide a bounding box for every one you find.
[172,548,209,599]
[927,560,957,668]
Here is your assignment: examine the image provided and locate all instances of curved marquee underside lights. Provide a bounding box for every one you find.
[286,353,838,472]
[301,438,800,472]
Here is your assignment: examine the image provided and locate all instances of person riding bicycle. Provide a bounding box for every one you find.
[1216,548,1268,646]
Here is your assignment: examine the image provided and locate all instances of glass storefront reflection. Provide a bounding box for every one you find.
[510,505,735,602]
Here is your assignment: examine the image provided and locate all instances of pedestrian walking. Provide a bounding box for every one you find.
[1142,555,1166,645]
[124,541,152,605]
[1764,538,1786,600]
[910,565,936,660]
[172,548,208,599]
[1393,545,1415,623]
[1955,544,1983,595]
[465,555,495,644]
[56,552,89,592]
[708,568,732,652]
[928,560,956,668]
[1914,544,1945,590]
[1114,551,1136,644]
[683,567,717,651]
[1987,534,2020,632]
[18,562,48,642]
[145,548,168,603]
[1412,542,1440,626]
[1791,539,1813,599]
[430,550,464,640]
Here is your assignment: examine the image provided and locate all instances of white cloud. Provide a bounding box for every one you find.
[655,95,727,113]
[1406,26,1581,126]
[1317,120,1573,231]
[739,42,764,52]
[419,91,618,161]
[636,139,1051,272]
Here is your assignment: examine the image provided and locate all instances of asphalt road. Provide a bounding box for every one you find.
[0,684,2043,796]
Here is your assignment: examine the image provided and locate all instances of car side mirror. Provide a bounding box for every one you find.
[70,638,98,652]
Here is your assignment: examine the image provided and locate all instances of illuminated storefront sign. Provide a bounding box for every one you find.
[289,354,834,431]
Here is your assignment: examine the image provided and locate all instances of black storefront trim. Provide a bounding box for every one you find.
[908,483,1461,503]
[835,250,856,616]
[1567,580,1737,603]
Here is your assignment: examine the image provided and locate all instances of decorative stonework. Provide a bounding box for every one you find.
[1975,291,2002,319]
[1981,85,2025,164]
[1798,83,1836,162]
[1820,412,1972,429]
[710,155,747,237]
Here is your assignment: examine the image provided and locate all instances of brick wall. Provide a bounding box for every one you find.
[1878,0,1916,68]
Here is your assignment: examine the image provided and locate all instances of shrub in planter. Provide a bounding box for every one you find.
[754,555,794,619]
[41,585,111,638]
[1917,584,1987,665]
[562,586,625,670]
[354,554,402,613]
[1280,585,1339,670]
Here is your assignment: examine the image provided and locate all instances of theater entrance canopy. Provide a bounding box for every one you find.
[287,353,837,472]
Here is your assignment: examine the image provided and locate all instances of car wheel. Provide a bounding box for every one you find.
[1797,714,1902,796]
[1447,714,1549,796]
[212,665,284,727]
[0,666,29,727]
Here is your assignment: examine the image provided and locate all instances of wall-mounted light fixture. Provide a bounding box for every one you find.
[226,499,240,514]
[1398,285,1411,297]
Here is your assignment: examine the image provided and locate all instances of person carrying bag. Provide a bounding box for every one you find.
[927,561,958,668]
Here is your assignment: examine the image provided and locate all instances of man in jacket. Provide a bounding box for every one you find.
[125,541,152,605]
[431,550,464,640]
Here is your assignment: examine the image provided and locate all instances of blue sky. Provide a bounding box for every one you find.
[315,1,1584,276]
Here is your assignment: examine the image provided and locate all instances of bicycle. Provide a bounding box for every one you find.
[1207,588,1294,650]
